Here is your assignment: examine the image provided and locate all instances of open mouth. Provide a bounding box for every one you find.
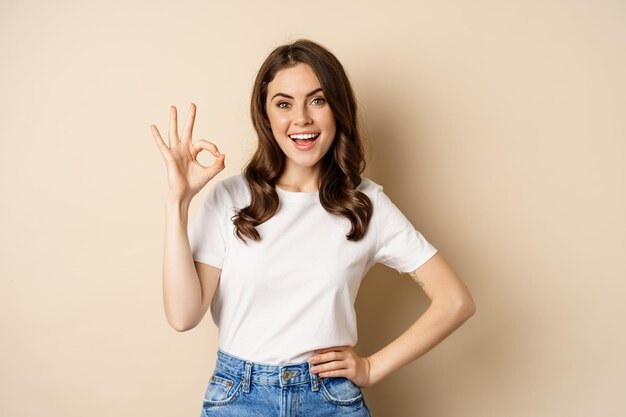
[289,133,320,144]
[289,133,320,151]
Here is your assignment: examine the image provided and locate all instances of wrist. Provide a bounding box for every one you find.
[166,194,192,208]
[366,355,381,387]
[165,197,192,220]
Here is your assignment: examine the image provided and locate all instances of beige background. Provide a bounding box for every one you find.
[1,0,624,416]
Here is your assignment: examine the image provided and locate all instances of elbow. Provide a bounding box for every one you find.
[460,298,476,319]
[456,295,476,320]
[435,295,476,321]
[164,303,202,332]
[167,316,198,332]
[171,323,192,332]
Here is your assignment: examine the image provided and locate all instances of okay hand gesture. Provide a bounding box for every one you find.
[150,103,225,202]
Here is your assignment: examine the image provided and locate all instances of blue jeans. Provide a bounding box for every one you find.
[200,347,373,416]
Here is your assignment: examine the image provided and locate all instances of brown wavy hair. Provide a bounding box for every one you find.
[232,38,372,244]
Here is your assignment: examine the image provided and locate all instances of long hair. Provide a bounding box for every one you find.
[232,38,372,244]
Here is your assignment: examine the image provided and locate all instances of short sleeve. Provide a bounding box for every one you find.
[188,181,227,269]
[372,186,438,274]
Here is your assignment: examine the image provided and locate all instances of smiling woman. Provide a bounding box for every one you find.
[265,62,337,179]
[237,38,370,243]
[151,37,475,417]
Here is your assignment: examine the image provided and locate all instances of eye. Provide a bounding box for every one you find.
[277,101,290,109]
[312,97,326,105]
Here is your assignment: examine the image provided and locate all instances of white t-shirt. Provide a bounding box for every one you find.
[188,173,437,364]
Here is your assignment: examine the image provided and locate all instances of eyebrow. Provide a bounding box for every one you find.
[271,87,323,101]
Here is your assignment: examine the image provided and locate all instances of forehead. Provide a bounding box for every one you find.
[267,63,322,94]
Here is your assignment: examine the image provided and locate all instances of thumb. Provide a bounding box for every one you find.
[205,153,226,179]
[191,141,225,170]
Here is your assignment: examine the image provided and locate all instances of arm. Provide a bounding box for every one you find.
[366,251,476,385]
[163,197,220,332]
[151,103,226,332]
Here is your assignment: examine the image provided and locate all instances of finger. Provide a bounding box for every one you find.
[313,351,346,367]
[315,346,349,354]
[181,102,196,143]
[316,366,349,378]
[311,360,348,376]
[211,154,226,172]
[204,153,226,177]
[192,139,221,159]
[150,124,170,159]
[193,140,226,171]
[168,105,179,146]
[317,369,347,378]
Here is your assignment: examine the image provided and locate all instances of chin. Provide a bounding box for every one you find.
[289,157,322,168]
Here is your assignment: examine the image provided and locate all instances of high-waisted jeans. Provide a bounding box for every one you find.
[200,347,373,416]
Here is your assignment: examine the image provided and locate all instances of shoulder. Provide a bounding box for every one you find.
[217,173,247,193]
[205,173,250,207]
[357,177,402,217]
[357,176,384,201]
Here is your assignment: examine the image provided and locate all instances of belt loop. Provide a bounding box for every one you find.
[308,361,321,392]
[242,361,253,393]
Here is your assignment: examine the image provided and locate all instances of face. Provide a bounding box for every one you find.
[265,62,337,174]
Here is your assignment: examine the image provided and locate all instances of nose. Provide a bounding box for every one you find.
[294,104,312,125]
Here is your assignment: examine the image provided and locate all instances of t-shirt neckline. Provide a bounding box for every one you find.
[275,185,319,203]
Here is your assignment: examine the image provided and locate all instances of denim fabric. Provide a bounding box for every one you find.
[200,348,373,417]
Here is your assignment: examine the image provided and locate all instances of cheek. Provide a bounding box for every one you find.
[322,110,337,130]
[325,120,337,138]
[268,113,288,131]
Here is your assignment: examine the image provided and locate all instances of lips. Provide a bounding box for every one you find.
[290,133,319,151]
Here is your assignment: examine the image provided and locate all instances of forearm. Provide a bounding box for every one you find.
[162,197,202,331]
[366,301,475,386]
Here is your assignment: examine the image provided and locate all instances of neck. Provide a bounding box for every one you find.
[276,163,321,192]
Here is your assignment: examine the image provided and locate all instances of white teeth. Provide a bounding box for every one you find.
[289,133,320,140]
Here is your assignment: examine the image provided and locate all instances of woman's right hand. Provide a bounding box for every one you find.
[150,103,225,202]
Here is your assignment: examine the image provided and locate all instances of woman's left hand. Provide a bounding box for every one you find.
[308,345,373,388]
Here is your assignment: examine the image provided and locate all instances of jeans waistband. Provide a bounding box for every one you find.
[215,348,322,392]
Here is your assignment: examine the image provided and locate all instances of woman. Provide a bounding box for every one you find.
[151,38,476,417]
